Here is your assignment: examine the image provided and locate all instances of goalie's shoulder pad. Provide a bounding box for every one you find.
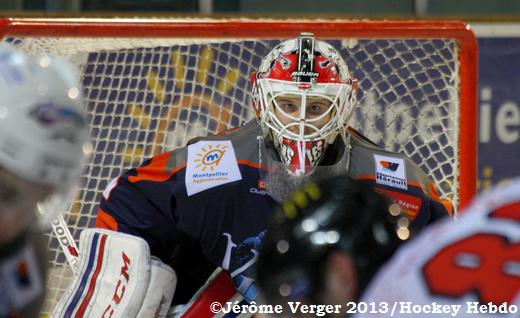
[52,228,152,317]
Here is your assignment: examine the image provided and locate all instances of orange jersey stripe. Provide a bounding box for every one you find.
[128,152,187,184]
[95,208,118,231]
[428,182,453,216]
[237,159,261,169]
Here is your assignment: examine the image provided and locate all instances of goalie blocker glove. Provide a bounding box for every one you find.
[52,228,176,318]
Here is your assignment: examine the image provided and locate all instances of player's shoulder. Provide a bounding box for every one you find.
[459,176,520,231]
[471,176,520,213]
[347,126,381,149]
[348,127,411,161]
[347,126,428,181]
[184,119,262,164]
[130,120,260,171]
[110,121,260,193]
[389,176,520,264]
[362,178,520,311]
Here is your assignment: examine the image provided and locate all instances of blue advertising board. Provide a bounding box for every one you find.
[477,37,520,191]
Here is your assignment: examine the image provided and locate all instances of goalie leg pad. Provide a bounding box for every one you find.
[51,228,153,317]
[136,257,177,318]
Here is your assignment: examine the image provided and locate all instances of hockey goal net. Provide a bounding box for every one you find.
[0,18,477,314]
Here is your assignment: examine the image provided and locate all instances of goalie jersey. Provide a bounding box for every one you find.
[96,120,453,305]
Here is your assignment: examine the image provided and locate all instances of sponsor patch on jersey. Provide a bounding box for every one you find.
[374,154,408,190]
[250,187,269,196]
[0,244,43,313]
[186,140,242,196]
[249,179,269,196]
[375,188,422,221]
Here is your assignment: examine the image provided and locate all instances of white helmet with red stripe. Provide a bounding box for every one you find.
[251,33,357,176]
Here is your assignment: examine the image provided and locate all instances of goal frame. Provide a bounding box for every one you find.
[0,17,477,208]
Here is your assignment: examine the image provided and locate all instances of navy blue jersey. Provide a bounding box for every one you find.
[96,120,452,305]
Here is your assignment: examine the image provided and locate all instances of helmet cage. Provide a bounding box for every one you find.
[257,78,355,143]
[251,33,357,175]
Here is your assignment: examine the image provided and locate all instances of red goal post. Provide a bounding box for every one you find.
[0,17,477,206]
[0,17,477,313]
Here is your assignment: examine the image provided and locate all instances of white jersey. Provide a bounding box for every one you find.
[359,177,520,317]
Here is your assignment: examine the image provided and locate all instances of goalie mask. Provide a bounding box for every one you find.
[0,44,90,236]
[251,33,357,176]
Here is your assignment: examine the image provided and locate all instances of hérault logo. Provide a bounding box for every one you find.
[186,140,242,196]
[374,154,407,190]
[379,160,400,172]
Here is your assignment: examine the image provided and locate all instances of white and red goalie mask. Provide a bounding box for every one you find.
[251,33,357,176]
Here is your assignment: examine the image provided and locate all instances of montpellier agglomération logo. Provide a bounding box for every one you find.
[194,144,227,172]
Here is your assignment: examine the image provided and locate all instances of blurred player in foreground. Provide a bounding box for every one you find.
[0,43,89,317]
[256,176,520,317]
[54,33,453,317]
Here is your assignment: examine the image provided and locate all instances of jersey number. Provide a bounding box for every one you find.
[423,233,520,304]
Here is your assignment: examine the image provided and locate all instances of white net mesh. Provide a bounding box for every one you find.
[4,31,462,314]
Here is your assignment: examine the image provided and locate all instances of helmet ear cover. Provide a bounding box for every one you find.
[251,33,357,176]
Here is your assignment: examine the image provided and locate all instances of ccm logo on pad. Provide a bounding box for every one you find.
[102,252,131,317]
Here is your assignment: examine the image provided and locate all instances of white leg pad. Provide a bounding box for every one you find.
[136,257,177,318]
[51,228,176,318]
